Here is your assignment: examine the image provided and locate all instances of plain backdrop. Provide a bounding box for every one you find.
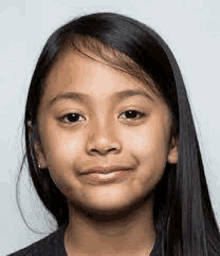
[1,0,220,255]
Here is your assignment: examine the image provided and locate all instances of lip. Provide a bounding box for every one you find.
[81,166,132,175]
[81,170,131,185]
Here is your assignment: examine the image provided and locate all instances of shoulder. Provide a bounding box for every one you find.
[7,224,67,256]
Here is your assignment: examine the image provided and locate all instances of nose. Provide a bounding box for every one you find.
[86,122,122,156]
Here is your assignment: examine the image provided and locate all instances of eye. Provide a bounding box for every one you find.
[60,113,85,124]
[119,110,146,121]
[59,110,146,125]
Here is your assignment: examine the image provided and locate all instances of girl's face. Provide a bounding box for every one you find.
[35,50,178,214]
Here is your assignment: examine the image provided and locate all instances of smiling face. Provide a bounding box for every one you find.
[33,49,178,215]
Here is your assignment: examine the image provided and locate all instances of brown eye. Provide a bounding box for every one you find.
[59,110,146,126]
[60,113,84,124]
[120,110,146,120]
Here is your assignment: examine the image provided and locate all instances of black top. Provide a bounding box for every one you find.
[7,223,162,255]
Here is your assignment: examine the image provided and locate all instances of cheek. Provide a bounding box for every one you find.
[130,131,168,177]
[127,119,170,180]
[40,123,83,165]
[40,126,84,193]
[129,124,169,157]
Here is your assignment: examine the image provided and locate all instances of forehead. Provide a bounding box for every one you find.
[43,50,158,103]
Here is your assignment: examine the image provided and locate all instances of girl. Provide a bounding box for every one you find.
[8,12,220,256]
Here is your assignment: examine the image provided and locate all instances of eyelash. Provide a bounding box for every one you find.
[59,110,146,125]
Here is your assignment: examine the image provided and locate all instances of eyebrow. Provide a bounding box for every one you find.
[49,89,154,107]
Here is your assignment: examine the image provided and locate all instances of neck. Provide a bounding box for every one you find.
[64,194,156,256]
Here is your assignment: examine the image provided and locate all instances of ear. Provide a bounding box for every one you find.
[167,136,178,164]
[33,141,48,169]
[27,120,48,169]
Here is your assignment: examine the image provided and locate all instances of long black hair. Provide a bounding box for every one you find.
[17,12,220,255]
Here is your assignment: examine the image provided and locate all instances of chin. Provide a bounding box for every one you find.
[69,193,153,222]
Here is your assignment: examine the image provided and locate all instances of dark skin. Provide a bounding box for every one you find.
[31,49,178,255]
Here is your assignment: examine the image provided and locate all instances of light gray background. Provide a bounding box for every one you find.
[1,0,220,255]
